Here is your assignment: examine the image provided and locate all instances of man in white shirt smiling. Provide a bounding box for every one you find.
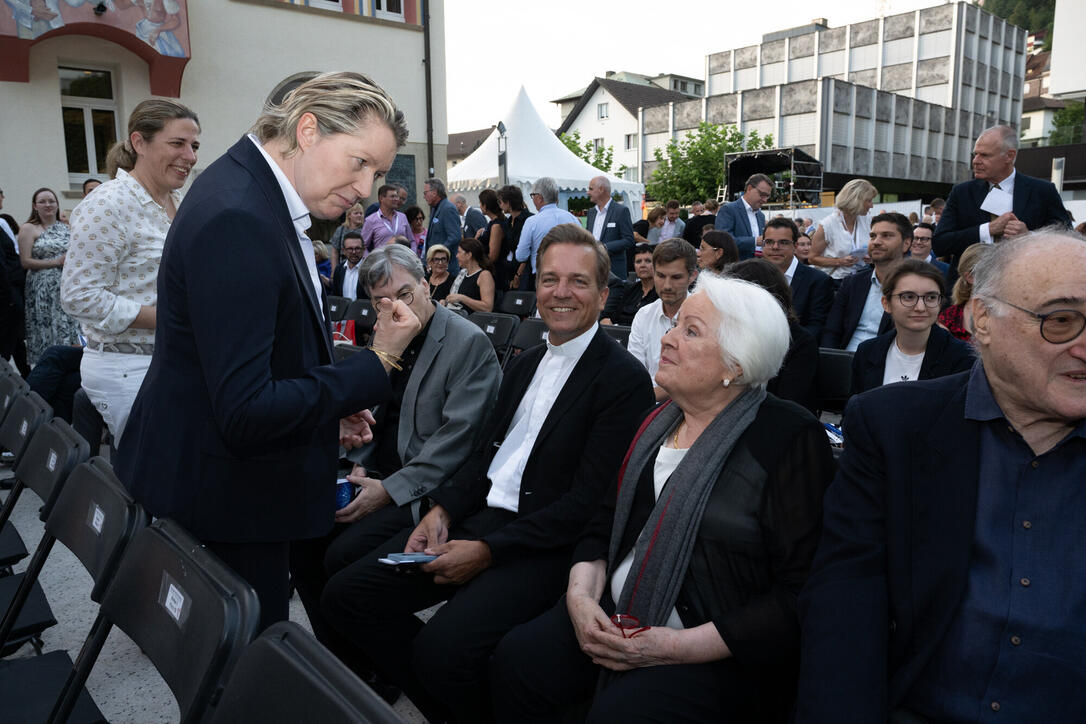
[321,222,654,724]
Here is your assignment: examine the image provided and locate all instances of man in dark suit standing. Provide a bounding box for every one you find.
[933,125,1070,268]
[423,177,463,274]
[453,194,487,239]
[116,72,421,631]
[330,231,365,300]
[797,230,1086,722]
[586,175,635,279]
[715,173,772,259]
[321,223,655,723]
[760,217,835,340]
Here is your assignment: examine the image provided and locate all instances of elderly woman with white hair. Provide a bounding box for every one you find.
[491,273,836,723]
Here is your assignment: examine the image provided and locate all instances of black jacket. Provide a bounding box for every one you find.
[820,266,893,349]
[850,325,975,396]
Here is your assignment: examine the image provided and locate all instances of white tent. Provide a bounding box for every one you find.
[447,87,644,211]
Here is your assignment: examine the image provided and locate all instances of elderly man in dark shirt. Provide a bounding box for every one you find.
[797,229,1086,722]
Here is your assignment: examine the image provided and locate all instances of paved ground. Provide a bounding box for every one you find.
[3,462,426,723]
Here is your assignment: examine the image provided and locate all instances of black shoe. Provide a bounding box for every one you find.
[363,673,401,706]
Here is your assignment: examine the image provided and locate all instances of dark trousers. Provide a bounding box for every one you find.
[0,292,29,377]
[493,597,754,724]
[204,539,290,632]
[289,503,416,674]
[26,345,82,421]
[320,507,570,724]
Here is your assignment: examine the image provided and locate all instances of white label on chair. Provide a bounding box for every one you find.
[514,298,523,306]
[19,419,27,437]
[541,331,548,340]
[486,324,496,334]
[164,584,185,622]
[362,309,370,316]
[47,450,58,472]
[91,504,104,534]
[3,395,8,409]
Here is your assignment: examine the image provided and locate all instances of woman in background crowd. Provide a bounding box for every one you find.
[601,243,657,326]
[851,258,974,396]
[329,202,366,268]
[62,98,200,440]
[795,232,813,265]
[425,244,453,303]
[937,242,990,343]
[498,185,532,262]
[810,178,877,281]
[493,273,834,723]
[404,205,427,257]
[314,240,333,289]
[19,187,79,363]
[443,237,494,313]
[633,205,667,246]
[478,188,513,289]
[697,230,739,273]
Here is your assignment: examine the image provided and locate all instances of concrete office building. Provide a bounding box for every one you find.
[638,2,1026,197]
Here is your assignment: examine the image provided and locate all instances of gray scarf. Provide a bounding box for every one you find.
[608,386,766,626]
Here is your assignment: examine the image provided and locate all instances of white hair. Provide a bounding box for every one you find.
[690,272,790,389]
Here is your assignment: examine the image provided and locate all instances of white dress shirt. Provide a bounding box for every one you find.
[743,197,760,241]
[846,269,884,352]
[485,323,598,512]
[0,217,16,252]
[341,260,361,301]
[592,200,611,240]
[783,254,799,284]
[247,134,324,311]
[978,169,1016,244]
[660,218,678,240]
[627,298,678,384]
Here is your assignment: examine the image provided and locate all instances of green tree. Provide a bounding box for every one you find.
[984,0,1055,48]
[1047,101,1084,146]
[559,130,626,175]
[645,122,774,203]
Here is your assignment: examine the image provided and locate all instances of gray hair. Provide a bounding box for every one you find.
[532,177,559,205]
[591,175,611,195]
[252,71,408,157]
[972,227,1083,311]
[689,272,790,389]
[359,243,425,294]
[425,178,447,198]
[979,125,1019,152]
[452,194,466,204]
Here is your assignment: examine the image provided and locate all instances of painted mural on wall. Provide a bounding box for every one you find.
[1,0,190,57]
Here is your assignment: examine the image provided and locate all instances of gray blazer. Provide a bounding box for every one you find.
[347,303,501,522]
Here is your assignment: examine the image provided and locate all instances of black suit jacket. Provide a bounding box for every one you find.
[331,261,366,299]
[428,327,654,564]
[117,137,391,543]
[587,203,635,279]
[796,371,989,721]
[933,173,1070,261]
[820,266,893,349]
[790,264,835,341]
[850,325,975,396]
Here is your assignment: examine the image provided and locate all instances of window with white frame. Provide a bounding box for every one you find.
[374,0,404,21]
[624,133,638,150]
[597,102,609,120]
[59,66,118,187]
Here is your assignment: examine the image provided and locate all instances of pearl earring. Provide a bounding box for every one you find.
[722,378,731,388]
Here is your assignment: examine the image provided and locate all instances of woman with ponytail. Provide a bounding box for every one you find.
[60,98,200,441]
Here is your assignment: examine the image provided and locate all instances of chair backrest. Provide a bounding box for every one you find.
[503,317,549,368]
[498,291,537,318]
[816,347,855,415]
[468,312,519,356]
[326,295,350,322]
[207,621,404,724]
[602,324,633,349]
[90,519,260,723]
[0,391,52,462]
[14,417,91,520]
[0,374,29,426]
[347,299,377,332]
[332,343,366,363]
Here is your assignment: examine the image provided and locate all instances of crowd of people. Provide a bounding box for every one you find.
[1,70,1084,724]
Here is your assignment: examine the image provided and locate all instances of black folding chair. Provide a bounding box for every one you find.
[0,416,89,582]
[0,375,30,472]
[502,317,549,369]
[0,389,51,497]
[0,457,148,723]
[326,295,350,322]
[498,291,537,318]
[207,621,404,724]
[468,312,520,360]
[347,299,377,334]
[602,324,633,349]
[815,347,855,417]
[46,518,260,723]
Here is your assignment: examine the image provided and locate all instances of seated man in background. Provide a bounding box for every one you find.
[320,223,655,724]
[628,238,698,401]
[850,258,973,396]
[798,230,1086,722]
[291,243,501,679]
[760,217,836,341]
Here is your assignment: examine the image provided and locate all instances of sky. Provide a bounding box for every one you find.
[443,0,947,133]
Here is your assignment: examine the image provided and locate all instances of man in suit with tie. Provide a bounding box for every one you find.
[116,72,422,631]
[797,229,1086,722]
[453,194,487,239]
[321,223,655,723]
[423,177,463,274]
[934,125,1070,268]
[760,217,835,340]
[715,173,773,259]
[586,175,635,279]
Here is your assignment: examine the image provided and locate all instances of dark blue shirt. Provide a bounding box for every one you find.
[910,363,1086,722]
